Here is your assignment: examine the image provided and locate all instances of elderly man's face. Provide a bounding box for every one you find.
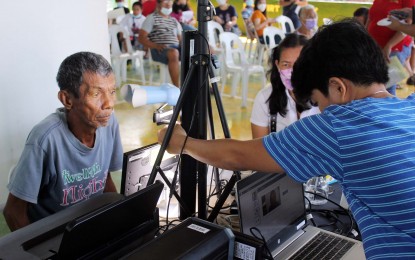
[69,72,116,129]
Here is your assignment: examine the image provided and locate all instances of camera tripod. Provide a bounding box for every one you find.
[146,0,241,221]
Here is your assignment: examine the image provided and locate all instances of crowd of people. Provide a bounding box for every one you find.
[3,1,415,259]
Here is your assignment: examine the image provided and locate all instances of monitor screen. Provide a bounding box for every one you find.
[121,143,180,217]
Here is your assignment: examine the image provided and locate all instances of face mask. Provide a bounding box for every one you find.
[133,14,142,19]
[161,7,173,16]
[216,0,226,6]
[258,4,266,12]
[305,18,317,30]
[279,68,293,91]
[117,2,124,7]
[246,0,254,6]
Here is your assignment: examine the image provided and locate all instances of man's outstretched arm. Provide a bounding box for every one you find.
[158,124,284,173]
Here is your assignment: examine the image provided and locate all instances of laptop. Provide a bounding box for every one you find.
[236,172,365,260]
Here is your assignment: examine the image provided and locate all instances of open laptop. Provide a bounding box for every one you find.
[236,172,365,260]
[22,181,163,259]
[58,181,163,259]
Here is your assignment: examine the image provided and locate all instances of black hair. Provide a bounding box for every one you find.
[267,33,308,116]
[254,0,267,16]
[292,19,389,107]
[56,52,113,98]
[173,0,190,13]
[132,1,142,8]
[353,7,369,25]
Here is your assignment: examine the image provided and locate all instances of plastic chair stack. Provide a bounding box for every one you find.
[219,32,266,107]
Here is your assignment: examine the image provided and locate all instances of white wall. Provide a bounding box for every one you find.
[0,0,111,206]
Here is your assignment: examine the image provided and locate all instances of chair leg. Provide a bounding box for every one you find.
[231,72,240,97]
[241,70,249,108]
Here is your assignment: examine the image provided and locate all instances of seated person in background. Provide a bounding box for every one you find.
[142,0,157,16]
[3,52,123,231]
[139,0,182,87]
[279,0,301,29]
[353,7,369,26]
[159,20,415,259]
[119,1,147,51]
[251,34,319,138]
[114,0,130,14]
[251,0,278,44]
[213,0,241,35]
[241,0,255,20]
[171,0,196,31]
[242,0,256,43]
[296,4,318,39]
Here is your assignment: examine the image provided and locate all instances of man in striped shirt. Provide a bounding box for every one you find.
[158,19,415,259]
[139,0,182,87]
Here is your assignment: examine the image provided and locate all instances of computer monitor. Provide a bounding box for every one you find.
[121,143,180,217]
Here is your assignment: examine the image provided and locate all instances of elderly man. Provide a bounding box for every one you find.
[3,52,123,231]
[138,0,182,87]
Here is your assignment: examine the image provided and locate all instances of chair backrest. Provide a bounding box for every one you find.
[207,21,224,53]
[219,32,249,68]
[108,24,136,56]
[263,26,285,51]
[275,15,295,34]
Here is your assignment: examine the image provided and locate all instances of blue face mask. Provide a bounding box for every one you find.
[246,0,254,6]
[133,14,142,19]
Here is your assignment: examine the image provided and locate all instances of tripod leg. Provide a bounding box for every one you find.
[206,61,242,222]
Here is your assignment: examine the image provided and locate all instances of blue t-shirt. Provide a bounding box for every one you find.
[263,94,415,259]
[8,108,123,222]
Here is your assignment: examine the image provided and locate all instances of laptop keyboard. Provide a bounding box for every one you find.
[288,232,355,260]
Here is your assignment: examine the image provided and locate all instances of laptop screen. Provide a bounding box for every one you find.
[236,172,307,248]
[121,143,179,196]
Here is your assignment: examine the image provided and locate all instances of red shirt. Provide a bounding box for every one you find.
[368,0,415,51]
[142,0,156,17]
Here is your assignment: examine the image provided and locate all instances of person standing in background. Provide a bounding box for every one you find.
[367,0,415,95]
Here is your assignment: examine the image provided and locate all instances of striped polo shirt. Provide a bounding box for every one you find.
[263,94,415,259]
[142,12,181,45]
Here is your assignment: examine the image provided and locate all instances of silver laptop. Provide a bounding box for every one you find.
[236,172,365,260]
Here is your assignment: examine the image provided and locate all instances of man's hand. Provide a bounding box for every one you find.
[387,15,404,31]
[158,124,188,154]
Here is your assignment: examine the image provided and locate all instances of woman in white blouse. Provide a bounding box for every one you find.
[250,34,320,138]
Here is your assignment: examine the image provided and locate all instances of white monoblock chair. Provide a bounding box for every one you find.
[263,26,286,53]
[109,24,146,87]
[219,32,266,107]
[148,51,170,85]
[275,15,295,35]
[207,21,225,79]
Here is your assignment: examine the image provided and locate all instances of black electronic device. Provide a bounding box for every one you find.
[57,181,164,259]
[121,217,235,260]
[389,10,410,20]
